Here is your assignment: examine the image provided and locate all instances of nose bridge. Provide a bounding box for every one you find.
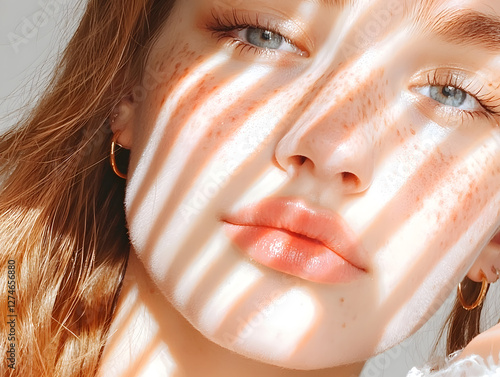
[275,64,387,192]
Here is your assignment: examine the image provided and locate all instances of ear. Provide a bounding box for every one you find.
[467,231,500,283]
[110,97,135,149]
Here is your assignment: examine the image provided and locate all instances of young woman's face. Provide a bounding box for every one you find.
[122,0,500,369]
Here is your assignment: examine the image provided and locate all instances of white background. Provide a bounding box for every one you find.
[1,1,498,376]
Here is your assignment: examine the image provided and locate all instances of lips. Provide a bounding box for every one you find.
[220,197,367,284]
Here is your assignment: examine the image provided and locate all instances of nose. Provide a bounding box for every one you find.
[274,102,375,194]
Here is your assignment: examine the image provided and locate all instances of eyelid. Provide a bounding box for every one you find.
[412,85,482,111]
[407,68,500,126]
[233,28,306,56]
[206,8,313,56]
[409,68,491,98]
[410,68,500,110]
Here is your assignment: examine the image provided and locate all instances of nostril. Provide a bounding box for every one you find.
[342,172,361,187]
[290,155,308,167]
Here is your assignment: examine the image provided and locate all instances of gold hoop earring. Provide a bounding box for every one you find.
[457,276,489,311]
[110,132,127,179]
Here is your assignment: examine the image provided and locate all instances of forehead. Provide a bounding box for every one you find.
[311,0,500,57]
[312,0,500,29]
[315,0,500,12]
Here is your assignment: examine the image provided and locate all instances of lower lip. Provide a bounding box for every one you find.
[223,223,364,284]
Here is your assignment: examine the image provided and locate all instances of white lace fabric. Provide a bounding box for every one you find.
[407,351,500,377]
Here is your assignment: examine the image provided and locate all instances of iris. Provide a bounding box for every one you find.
[246,28,284,49]
[430,85,467,107]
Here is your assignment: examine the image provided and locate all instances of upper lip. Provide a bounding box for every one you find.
[220,197,367,271]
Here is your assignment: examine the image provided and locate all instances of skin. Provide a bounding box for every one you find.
[100,0,500,375]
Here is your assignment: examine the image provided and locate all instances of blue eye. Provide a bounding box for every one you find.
[415,84,481,112]
[207,11,307,57]
[429,85,467,107]
[233,27,304,55]
[236,26,304,56]
[245,28,284,50]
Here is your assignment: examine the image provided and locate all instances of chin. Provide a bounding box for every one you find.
[206,329,370,370]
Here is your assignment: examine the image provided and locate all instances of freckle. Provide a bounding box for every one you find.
[342,323,346,328]
[410,128,416,135]
[340,298,344,303]
[179,67,189,79]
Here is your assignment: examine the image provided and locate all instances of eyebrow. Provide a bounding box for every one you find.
[426,9,500,53]
[311,0,500,53]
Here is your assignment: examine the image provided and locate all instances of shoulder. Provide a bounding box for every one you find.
[458,322,500,365]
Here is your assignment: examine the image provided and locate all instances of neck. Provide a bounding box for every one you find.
[99,253,365,377]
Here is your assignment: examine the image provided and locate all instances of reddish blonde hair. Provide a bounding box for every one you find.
[0,0,174,375]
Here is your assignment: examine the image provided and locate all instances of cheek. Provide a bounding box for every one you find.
[416,136,500,250]
[124,41,296,266]
[135,44,283,154]
[374,132,500,291]
[363,132,500,351]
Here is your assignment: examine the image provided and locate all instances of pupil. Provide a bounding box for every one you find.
[246,28,283,49]
[428,85,467,107]
[442,86,460,98]
[261,31,272,41]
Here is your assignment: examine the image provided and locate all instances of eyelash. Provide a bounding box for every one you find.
[425,70,500,122]
[206,11,500,125]
[206,10,296,56]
